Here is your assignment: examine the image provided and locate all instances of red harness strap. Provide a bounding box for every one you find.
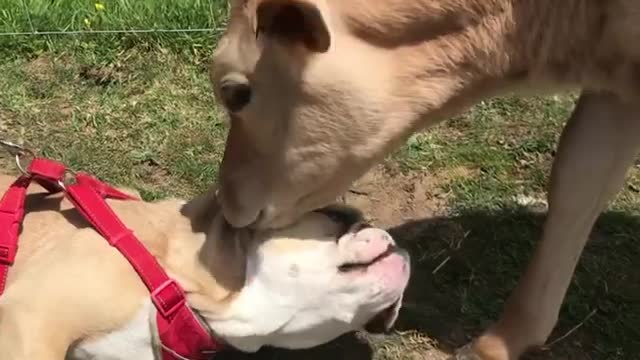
[0,158,224,359]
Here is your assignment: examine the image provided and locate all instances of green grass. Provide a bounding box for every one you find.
[0,48,226,200]
[0,2,639,359]
[0,0,227,57]
[0,0,226,32]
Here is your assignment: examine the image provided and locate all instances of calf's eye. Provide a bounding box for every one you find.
[219,73,252,113]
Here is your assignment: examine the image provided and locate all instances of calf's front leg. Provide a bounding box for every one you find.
[454,91,640,360]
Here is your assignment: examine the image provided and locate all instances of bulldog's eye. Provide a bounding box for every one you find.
[219,74,252,113]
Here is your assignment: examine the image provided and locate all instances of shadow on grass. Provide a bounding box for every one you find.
[217,207,640,360]
[391,207,640,359]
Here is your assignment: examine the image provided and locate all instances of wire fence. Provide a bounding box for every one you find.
[0,28,224,37]
[0,0,226,37]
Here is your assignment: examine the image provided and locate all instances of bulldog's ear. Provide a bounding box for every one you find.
[256,0,331,53]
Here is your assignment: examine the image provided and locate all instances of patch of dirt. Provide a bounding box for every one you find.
[25,55,55,82]
[341,164,475,228]
[138,160,174,187]
[58,101,75,117]
[79,63,129,86]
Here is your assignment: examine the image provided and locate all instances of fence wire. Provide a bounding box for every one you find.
[0,28,224,37]
[1,0,224,37]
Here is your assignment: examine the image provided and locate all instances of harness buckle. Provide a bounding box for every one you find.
[0,140,35,175]
[152,279,186,319]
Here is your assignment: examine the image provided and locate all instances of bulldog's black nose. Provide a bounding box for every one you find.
[350,222,373,232]
[313,204,365,235]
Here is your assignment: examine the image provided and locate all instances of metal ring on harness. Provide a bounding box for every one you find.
[56,168,79,191]
[0,140,36,175]
[1,139,79,188]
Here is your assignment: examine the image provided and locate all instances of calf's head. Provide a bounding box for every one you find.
[211,0,421,229]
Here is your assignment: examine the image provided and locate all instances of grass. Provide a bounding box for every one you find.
[0,0,227,56]
[0,2,639,359]
[0,48,226,200]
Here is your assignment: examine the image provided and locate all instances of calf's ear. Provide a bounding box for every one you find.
[256,0,331,53]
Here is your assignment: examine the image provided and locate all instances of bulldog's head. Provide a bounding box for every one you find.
[186,201,411,352]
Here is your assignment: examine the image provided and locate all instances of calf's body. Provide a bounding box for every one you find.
[210,0,640,358]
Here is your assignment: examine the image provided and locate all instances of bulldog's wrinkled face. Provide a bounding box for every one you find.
[211,0,410,229]
[210,205,411,352]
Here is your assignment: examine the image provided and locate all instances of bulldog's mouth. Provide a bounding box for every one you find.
[364,299,401,334]
[337,244,396,272]
[315,204,406,334]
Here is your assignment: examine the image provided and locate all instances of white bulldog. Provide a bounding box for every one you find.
[0,175,410,360]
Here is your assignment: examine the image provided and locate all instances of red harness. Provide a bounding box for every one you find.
[0,157,225,359]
